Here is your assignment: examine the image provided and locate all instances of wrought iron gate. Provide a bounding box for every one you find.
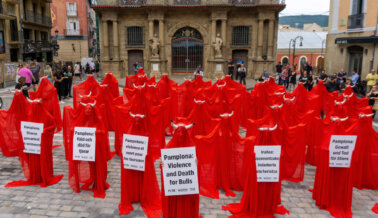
[172,27,203,73]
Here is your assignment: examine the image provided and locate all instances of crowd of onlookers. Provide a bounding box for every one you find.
[14,60,99,103]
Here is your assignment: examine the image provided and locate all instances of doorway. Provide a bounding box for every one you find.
[128,50,143,75]
[172,27,203,73]
[348,46,363,76]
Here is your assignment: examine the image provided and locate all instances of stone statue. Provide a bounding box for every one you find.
[214,33,223,58]
[149,33,160,58]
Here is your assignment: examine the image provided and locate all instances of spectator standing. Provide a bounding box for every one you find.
[281,66,289,88]
[289,69,296,91]
[263,69,270,81]
[276,61,283,84]
[367,86,378,118]
[238,63,247,85]
[235,60,243,80]
[44,65,54,83]
[299,71,309,90]
[29,60,41,91]
[307,71,315,91]
[366,69,378,93]
[74,63,81,79]
[18,63,35,87]
[351,70,359,85]
[227,58,235,79]
[193,65,204,78]
[61,65,68,99]
[337,68,347,89]
[54,68,64,103]
[66,65,73,98]
[134,61,141,74]
[85,62,91,74]
[305,62,313,75]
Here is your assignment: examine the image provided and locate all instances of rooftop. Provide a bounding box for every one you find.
[277,31,327,49]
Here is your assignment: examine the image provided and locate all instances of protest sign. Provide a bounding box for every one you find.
[329,135,357,168]
[161,147,199,196]
[122,134,148,171]
[254,145,281,182]
[72,127,96,161]
[21,121,44,154]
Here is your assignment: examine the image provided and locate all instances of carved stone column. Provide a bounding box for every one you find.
[267,19,274,59]
[149,20,154,39]
[113,20,119,60]
[211,19,216,43]
[102,20,109,60]
[257,18,264,60]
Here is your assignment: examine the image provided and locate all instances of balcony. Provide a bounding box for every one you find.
[64,28,83,36]
[67,9,77,17]
[25,10,51,27]
[348,13,364,29]
[23,40,53,54]
[91,0,285,6]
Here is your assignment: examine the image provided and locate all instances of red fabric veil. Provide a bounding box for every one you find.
[161,125,200,218]
[312,117,357,218]
[118,111,161,217]
[5,92,63,187]
[63,99,111,198]
[29,77,63,133]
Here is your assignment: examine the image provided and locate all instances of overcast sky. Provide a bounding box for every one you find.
[280,0,330,16]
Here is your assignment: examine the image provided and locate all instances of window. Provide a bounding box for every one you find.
[66,17,80,35]
[232,26,250,46]
[67,2,77,16]
[352,0,364,15]
[282,57,289,67]
[10,19,18,41]
[127,26,144,46]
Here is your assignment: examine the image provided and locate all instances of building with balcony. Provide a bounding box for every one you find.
[325,0,378,78]
[21,0,53,62]
[91,0,285,79]
[51,0,95,65]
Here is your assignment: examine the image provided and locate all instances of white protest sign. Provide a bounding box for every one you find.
[161,147,199,196]
[21,121,44,154]
[122,134,148,171]
[72,127,96,161]
[329,135,357,168]
[254,145,281,182]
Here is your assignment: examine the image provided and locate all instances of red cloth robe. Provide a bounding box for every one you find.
[63,100,111,198]
[157,74,178,135]
[29,77,63,133]
[100,71,120,98]
[0,91,26,157]
[125,68,156,89]
[350,108,378,190]
[223,122,288,217]
[312,117,357,218]
[161,126,200,218]
[5,92,63,187]
[118,113,161,217]
[72,75,101,109]
[195,113,253,198]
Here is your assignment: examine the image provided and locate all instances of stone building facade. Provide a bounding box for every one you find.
[91,0,285,79]
[326,0,378,78]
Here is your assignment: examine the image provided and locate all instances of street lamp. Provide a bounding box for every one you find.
[288,36,303,68]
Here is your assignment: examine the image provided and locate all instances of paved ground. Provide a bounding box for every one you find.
[0,76,377,218]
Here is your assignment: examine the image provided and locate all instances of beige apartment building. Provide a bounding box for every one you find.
[326,0,378,78]
[91,0,285,79]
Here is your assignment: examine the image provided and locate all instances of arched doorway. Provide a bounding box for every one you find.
[172,27,203,73]
[348,46,363,76]
[299,56,307,72]
[316,56,325,73]
[281,56,289,67]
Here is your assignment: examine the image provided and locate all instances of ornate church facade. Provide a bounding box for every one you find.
[91,0,285,79]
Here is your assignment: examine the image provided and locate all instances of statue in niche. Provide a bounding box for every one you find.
[214,33,223,58]
[149,33,160,58]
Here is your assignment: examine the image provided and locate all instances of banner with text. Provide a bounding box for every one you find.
[161,147,199,196]
[73,127,96,162]
[21,121,44,154]
[122,134,148,171]
[254,145,281,182]
[329,135,357,168]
